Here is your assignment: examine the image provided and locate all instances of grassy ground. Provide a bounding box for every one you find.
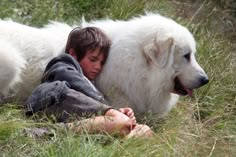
[0,0,235,156]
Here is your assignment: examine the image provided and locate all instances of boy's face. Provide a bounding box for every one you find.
[79,48,105,81]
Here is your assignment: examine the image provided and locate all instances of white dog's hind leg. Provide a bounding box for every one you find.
[0,39,26,95]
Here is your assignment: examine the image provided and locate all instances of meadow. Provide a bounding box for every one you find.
[0,0,235,156]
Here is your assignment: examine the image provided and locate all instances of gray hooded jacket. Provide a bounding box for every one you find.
[26,54,111,121]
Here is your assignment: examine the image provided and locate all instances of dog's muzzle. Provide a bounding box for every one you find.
[174,75,209,97]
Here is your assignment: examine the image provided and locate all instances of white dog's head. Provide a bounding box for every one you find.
[142,22,209,97]
[92,13,209,113]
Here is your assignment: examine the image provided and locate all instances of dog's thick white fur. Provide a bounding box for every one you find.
[0,13,208,115]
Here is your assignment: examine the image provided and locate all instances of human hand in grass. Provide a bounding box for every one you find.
[105,108,136,135]
[118,107,136,123]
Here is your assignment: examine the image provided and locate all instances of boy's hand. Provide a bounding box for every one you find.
[105,108,136,135]
[126,124,155,138]
[118,107,136,121]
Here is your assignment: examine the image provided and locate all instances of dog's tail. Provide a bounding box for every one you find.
[0,39,26,95]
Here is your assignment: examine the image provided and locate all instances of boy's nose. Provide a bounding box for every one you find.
[95,63,102,71]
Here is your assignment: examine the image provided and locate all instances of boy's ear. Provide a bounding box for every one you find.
[69,48,78,60]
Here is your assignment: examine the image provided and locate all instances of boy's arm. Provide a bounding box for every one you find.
[26,82,112,120]
[57,89,112,119]
[25,81,69,116]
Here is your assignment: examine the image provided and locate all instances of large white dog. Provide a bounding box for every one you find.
[0,13,208,115]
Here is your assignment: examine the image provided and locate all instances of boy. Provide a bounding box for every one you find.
[26,27,153,137]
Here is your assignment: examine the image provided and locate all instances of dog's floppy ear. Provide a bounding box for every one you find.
[143,37,174,68]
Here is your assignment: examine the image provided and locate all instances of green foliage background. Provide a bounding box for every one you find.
[0,0,235,156]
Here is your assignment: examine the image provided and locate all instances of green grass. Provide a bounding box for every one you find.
[0,0,235,156]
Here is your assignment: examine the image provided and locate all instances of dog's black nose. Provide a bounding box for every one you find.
[199,76,209,86]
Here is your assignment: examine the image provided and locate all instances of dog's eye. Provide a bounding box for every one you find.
[184,53,190,61]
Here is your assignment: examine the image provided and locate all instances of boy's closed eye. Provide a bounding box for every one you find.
[89,57,97,62]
